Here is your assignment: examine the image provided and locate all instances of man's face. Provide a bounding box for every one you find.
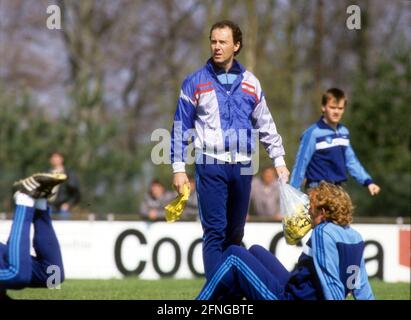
[261,168,275,185]
[321,98,345,127]
[151,184,164,199]
[50,153,64,167]
[210,27,240,68]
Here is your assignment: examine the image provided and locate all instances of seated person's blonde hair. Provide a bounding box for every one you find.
[310,181,354,226]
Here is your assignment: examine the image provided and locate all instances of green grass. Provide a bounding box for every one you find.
[8,278,204,300]
[368,280,410,300]
[7,279,410,300]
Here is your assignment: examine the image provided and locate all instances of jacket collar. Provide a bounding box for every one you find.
[317,116,343,131]
[206,58,245,76]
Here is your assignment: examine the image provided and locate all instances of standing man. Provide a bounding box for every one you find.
[290,88,381,195]
[171,20,289,279]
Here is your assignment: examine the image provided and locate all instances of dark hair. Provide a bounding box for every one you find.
[150,179,164,187]
[209,20,243,56]
[321,88,347,106]
[261,165,275,173]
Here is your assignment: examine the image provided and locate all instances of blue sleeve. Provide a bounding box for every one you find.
[290,127,316,190]
[311,226,346,300]
[171,78,196,165]
[345,144,372,186]
[353,259,375,300]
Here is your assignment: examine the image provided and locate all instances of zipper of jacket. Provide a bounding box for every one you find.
[225,72,230,95]
[225,72,232,124]
[335,126,346,160]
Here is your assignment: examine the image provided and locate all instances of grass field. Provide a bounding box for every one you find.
[7,279,410,300]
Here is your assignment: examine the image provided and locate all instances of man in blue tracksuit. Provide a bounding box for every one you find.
[197,181,374,300]
[0,173,66,299]
[290,88,381,195]
[171,20,289,280]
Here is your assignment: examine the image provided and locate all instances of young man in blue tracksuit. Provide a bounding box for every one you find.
[0,173,66,299]
[171,20,289,280]
[290,88,381,195]
[196,181,374,300]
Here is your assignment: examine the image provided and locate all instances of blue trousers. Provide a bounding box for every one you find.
[196,245,293,300]
[0,205,64,290]
[196,157,253,279]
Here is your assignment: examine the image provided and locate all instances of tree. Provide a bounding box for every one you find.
[346,49,411,216]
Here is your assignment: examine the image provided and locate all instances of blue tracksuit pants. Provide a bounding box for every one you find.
[195,157,253,279]
[0,205,64,290]
[197,245,293,300]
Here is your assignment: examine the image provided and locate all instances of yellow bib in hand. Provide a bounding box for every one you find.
[165,184,190,222]
[283,205,312,245]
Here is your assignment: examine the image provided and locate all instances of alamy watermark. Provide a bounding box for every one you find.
[150,122,261,175]
[46,264,62,289]
[45,4,362,34]
[346,265,361,290]
[346,5,361,30]
[46,4,61,30]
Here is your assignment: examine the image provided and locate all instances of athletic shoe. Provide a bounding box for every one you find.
[12,172,67,199]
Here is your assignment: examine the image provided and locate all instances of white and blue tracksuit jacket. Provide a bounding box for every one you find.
[171,59,285,172]
[290,117,373,189]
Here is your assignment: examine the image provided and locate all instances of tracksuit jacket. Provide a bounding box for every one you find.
[171,58,286,173]
[290,117,373,189]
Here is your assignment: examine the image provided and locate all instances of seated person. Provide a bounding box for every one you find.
[249,166,281,221]
[140,179,174,221]
[196,181,374,300]
[1,173,67,300]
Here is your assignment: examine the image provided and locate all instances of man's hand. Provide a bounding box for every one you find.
[173,172,190,194]
[368,183,381,196]
[276,166,290,183]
